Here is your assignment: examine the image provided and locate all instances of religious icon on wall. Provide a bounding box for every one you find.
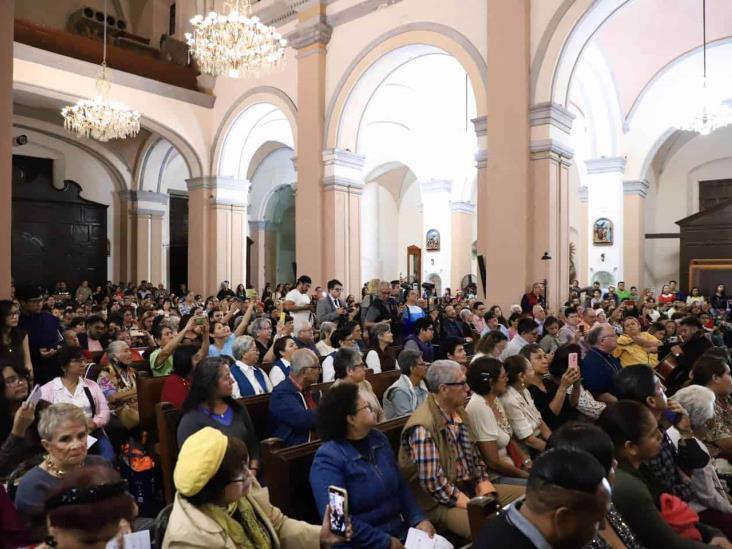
[593,218,613,245]
[426,229,440,251]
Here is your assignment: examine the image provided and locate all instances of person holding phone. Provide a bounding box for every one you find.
[165,427,349,548]
[311,383,434,548]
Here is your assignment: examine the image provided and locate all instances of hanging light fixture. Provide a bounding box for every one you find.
[184,0,287,78]
[674,0,732,135]
[61,0,140,141]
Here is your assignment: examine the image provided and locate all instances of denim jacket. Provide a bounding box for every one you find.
[310,429,425,548]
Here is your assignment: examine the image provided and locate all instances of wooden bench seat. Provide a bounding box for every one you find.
[137,374,168,436]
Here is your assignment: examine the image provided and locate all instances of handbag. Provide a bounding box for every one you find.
[118,403,140,430]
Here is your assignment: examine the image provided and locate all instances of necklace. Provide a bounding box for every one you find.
[43,454,68,478]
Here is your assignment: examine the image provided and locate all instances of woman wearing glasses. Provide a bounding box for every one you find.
[164,427,349,549]
[0,300,33,381]
[310,383,435,549]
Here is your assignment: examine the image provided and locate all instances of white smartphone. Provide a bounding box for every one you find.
[568,352,579,370]
[25,384,42,406]
[328,485,348,537]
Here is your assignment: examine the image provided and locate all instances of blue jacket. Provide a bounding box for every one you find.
[268,377,318,446]
[582,348,621,398]
[310,430,425,548]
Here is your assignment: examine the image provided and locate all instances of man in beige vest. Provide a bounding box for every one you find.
[398,360,525,539]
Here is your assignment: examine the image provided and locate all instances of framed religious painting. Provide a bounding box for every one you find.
[426,229,440,251]
[593,218,613,245]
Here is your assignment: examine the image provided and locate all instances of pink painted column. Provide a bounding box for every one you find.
[0,0,13,298]
[290,2,332,285]
[322,149,365,295]
[480,0,530,308]
[248,221,267,293]
[623,180,649,289]
[578,187,589,285]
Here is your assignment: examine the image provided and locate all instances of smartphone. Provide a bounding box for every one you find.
[328,486,348,537]
[279,311,286,324]
[129,328,144,337]
[663,408,680,425]
[195,316,205,325]
[579,324,586,335]
[568,352,579,370]
[25,384,42,406]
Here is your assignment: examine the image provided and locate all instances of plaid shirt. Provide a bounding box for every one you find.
[641,429,694,503]
[404,404,491,506]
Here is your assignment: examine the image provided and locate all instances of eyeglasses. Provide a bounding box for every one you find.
[443,380,468,387]
[354,403,372,413]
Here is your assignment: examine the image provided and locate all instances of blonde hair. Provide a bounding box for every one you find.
[366,279,381,295]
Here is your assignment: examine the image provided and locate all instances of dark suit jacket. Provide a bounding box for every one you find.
[268,377,320,446]
[473,512,537,549]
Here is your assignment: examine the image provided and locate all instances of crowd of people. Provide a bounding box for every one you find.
[4,275,732,547]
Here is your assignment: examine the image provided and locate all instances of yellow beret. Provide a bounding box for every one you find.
[174,427,228,497]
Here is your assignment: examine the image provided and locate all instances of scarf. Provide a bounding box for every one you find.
[201,497,273,549]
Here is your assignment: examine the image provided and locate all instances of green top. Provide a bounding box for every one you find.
[616,289,632,302]
[150,348,173,377]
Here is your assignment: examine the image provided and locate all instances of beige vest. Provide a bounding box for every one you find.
[398,394,479,512]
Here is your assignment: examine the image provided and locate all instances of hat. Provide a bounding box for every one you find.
[15,285,43,301]
[174,427,228,497]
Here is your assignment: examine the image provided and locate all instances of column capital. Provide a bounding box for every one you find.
[475,149,487,169]
[322,148,365,191]
[116,190,168,204]
[623,179,649,198]
[451,201,475,214]
[287,20,332,50]
[585,157,626,174]
[471,116,487,137]
[420,179,452,194]
[578,186,588,203]
[186,176,249,192]
[529,139,574,161]
[529,102,576,134]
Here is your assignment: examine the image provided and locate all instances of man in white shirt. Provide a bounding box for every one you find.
[284,275,313,331]
[500,318,539,361]
[229,335,273,398]
[558,306,581,344]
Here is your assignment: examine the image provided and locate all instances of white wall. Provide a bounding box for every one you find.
[249,146,296,221]
[11,127,119,278]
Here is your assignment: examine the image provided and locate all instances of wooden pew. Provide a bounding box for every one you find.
[260,416,409,523]
[137,374,168,436]
[239,394,270,442]
[310,370,402,403]
[467,496,500,540]
[155,402,182,505]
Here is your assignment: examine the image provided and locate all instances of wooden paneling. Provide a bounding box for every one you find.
[168,194,188,293]
[12,155,107,291]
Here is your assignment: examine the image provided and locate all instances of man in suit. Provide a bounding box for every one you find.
[665,316,714,395]
[268,348,322,446]
[230,335,272,398]
[316,279,347,326]
[474,448,610,549]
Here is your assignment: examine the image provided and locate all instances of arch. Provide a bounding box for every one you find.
[325,22,488,151]
[530,0,629,107]
[136,135,191,193]
[211,86,298,176]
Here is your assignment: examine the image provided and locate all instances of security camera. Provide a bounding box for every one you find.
[13,135,28,146]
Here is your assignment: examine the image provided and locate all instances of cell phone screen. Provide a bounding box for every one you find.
[328,487,348,537]
[568,353,579,370]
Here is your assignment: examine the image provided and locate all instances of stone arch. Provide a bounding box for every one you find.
[324,22,488,152]
[136,135,191,193]
[211,86,297,177]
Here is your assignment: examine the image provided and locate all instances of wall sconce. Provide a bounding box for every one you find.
[600,253,605,262]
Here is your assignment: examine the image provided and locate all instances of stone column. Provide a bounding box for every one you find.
[0,0,13,298]
[126,191,167,285]
[322,149,365,295]
[249,220,268,293]
[528,112,574,312]
[420,180,453,293]
[186,177,249,295]
[479,0,530,307]
[585,157,626,287]
[623,180,649,289]
[578,186,589,285]
[290,2,332,285]
[450,201,475,292]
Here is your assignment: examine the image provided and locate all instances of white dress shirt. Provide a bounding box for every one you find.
[269,358,291,388]
[230,360,273,399]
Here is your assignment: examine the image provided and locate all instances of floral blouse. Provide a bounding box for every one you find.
[705,396,732,445]
[97,361,137,413]
[584,503,646,549]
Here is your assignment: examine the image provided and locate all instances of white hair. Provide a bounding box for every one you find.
[425,360,461,394]
[672,385,715,431]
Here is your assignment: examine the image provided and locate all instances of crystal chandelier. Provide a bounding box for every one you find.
[61,0,140,141]
[674,0,732,135]
[185,0,287,78]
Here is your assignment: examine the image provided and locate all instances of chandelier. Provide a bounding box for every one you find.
[61,0,140,141]
[185,0,287,78]
[674,0,732,135]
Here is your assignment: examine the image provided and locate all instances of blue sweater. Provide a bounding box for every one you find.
[310,430,425,548]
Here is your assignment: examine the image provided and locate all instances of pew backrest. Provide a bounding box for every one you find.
[155,401,181,505]
[239,393,271,441]
[138,375,169,435]
[310,370,402,403]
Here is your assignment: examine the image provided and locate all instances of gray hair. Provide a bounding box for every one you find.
[106,340,129,361]
[249,316,271,337]
[397,349,422,376]
[290,348,318,375]
[371,322,391,340]
[320,321,336,339]
[459,308,472,321]
[587,324,606,346]
[297,321,313,336]
[38,403,88,440]
[672,385,716,432]
[231,335,256,360]
[425,360,461,393]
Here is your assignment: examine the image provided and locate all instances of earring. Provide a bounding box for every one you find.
[44,535,58,547]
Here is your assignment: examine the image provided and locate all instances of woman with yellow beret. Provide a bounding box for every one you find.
[163,427,350,549]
